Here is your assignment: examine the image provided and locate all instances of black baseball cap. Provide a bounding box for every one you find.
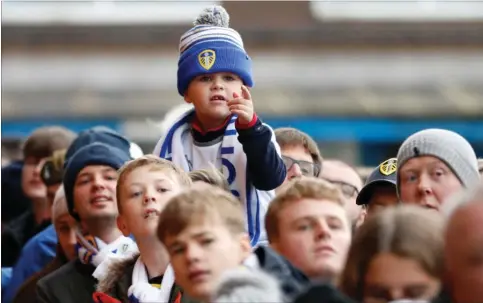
[356,158,397,205]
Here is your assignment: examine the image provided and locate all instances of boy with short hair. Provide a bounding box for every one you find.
[189,166,230,192]
[275,127,323,187]
[266,177,352,283]
[157,185,309,303]
[2,126,76,267]
[153,5,286,246]
[94,155,192,303]
[356,158,399,216]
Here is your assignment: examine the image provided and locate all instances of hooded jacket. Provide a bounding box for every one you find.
[95,254,196,303]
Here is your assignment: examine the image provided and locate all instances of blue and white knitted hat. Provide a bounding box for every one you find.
[177,5,253,96]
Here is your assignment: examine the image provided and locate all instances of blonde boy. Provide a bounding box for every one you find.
[153,5,286,247]
[266,177,352,283]
[95,155,192,303]
[157,185,310,302]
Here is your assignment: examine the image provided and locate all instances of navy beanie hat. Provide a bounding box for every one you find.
[64,126,142,168]
[63,142,131,220]
[177,5,253,96]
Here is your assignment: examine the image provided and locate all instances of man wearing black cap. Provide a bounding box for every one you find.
[356,158,399,216]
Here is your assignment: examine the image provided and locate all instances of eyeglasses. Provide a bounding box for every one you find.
[282,155,320,177]
[322,178,359,199]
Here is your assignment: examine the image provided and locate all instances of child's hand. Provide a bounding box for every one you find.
[228,85,254,125]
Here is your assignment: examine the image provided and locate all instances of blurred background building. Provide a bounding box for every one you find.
[2,0,483,166]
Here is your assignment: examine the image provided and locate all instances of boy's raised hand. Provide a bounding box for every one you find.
[228,85,254,125]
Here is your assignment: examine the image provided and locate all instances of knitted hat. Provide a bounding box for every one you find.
[63,142,131,221]
[397,129,480,195]
[177,5,253,96]
[64,126,143,168]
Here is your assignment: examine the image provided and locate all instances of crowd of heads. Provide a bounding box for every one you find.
[2,4,483,303]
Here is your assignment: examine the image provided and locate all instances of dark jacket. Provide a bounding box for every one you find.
[293,283,357,303]
[2,210,51,267]
[1,160,31,223]
[36,259,97,303]
[253,245,311,301]
[13,245,68,303]
[95,254,196,303]
[431,289,452,303]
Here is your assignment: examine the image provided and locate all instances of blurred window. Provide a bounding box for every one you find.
[310,0,483,22]
[2,0,220,25]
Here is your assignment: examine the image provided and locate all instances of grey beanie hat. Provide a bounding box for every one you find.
[397,128,480,194]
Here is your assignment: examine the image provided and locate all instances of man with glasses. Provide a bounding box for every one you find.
[274,128,323,192]
[319,159,363,229]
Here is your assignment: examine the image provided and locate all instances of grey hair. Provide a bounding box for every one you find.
[442,182,483,223]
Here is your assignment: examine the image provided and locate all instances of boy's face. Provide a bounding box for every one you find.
[73,165,118,221]
[366,184,398,216]
[22,156,48,200]
[184,72,243,126]
[271,198,351,280]
[118,166,183,239]
[278,145,316,192]
[55,213,78,261]
[399,156,462,211]
[164,217,251,301]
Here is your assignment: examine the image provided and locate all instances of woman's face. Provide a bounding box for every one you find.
[363,253,441,303]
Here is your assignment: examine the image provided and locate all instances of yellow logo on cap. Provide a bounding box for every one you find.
[379,158,397,176]
[198,49,216,70]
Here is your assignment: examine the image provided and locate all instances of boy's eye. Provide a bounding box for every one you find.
[199,75,211,82]
[200,238,214,246]
[77,177,90,185]
[170,246,185,255]
[130,191,142,198]
[296,223,312,231]
[223,75,235,81]
[157,187,170,193]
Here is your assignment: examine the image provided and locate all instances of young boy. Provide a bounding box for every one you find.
[266,177,352,283]
[274,127,323,189]
[189,166,230,192]
[157,185,309,303]
[13,187,78,303]
[2,126,76,267]
[356,158,399,216]
[153,5,286,246]
[94,155,192,303]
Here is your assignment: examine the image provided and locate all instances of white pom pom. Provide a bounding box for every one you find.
[194,5,230,27]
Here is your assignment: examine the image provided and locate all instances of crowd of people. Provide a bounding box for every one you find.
[2,5,483,303]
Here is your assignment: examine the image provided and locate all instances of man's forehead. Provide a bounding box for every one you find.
[320,160,362,189]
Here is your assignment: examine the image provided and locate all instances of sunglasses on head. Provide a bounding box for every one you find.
[40,159,64,186]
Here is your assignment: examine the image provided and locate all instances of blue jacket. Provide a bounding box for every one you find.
[3,225,57,303]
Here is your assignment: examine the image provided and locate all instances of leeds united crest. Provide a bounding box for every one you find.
[198,49,216,70]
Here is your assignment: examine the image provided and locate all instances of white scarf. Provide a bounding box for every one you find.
[127,258,176,303]
[75,232,139,281]
[154,108,276,246]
